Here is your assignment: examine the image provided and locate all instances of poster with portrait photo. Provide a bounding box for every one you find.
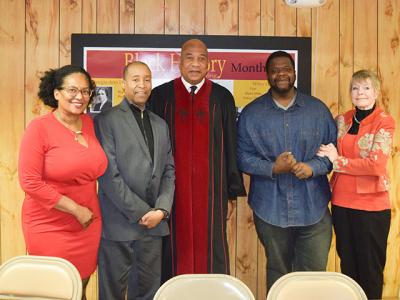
[89,86,113,114]
[72,34,311,111]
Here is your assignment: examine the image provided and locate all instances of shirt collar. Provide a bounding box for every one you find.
[273,93,297,110]
[181,77,205,94]
[266,88,304,110]
[128,101,146,112]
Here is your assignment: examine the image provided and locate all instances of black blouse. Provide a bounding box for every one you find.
[348,105,376,135]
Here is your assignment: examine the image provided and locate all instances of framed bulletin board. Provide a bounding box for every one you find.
[72,34,311,110]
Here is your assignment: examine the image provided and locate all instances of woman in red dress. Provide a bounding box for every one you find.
[18,65,107,299]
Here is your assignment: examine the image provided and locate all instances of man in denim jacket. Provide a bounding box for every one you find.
[237,51,337,293]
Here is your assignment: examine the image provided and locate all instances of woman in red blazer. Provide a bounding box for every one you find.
[318,70,395,300]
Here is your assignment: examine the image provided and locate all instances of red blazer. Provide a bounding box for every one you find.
[331,107,395,194]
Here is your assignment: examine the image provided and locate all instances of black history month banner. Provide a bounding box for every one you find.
[72,34,311,113]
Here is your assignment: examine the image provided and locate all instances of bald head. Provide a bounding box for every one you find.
[179,39,209,85]
[181,39,208,54]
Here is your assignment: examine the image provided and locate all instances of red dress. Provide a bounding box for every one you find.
[18,112,107,279]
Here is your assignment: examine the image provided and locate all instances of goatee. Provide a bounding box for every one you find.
[270,85,293,95]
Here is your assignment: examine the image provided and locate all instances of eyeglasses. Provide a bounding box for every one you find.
[59,86,93,98]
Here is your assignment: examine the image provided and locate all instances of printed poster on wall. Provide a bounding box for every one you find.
[72,34,311,114]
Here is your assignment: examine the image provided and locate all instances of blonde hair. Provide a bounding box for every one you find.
[349,69,382,108]
[350,69,381,94]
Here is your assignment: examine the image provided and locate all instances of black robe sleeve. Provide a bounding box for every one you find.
[210,83,247,199]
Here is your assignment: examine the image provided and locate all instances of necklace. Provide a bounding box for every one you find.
[353,114,361,124]
[73,130,83,141]
[54,111,83,141]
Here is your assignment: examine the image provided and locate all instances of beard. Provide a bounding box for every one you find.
[270,78,295,95]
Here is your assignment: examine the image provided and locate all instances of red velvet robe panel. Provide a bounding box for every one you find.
[149,78,246,281]
[174,79,210,274]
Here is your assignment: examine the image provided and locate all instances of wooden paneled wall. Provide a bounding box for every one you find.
[1,0,399,299]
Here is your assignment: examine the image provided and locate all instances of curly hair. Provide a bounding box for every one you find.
[37,65,96,108]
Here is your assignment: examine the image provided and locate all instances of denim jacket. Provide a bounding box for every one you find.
[237,90,337,227]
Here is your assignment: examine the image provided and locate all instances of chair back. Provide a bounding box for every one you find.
[154,274,255,300]
[0,255,82,300]
[266,271,367,300]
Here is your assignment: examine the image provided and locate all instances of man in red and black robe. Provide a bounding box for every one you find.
[148,39,246,281]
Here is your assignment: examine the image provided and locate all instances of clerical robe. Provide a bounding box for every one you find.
[148,78,246,281]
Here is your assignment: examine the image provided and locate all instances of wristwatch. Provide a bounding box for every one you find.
[158,209,170,220]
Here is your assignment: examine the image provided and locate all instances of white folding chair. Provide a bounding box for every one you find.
[154,274,255,300]
[0,255,82,300]
[266,271,367,300]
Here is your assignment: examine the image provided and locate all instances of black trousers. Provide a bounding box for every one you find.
[98,236,162,300]
[332,205,390,300]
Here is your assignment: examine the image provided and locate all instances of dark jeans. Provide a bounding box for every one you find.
[254,209,332,292]
[98,236,162,300]
[332,205,391,300]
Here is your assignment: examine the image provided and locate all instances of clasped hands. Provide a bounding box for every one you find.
[273,151,313,180]
[139,210,164,229]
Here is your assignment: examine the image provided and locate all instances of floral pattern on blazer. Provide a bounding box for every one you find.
[332,107,395,194]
